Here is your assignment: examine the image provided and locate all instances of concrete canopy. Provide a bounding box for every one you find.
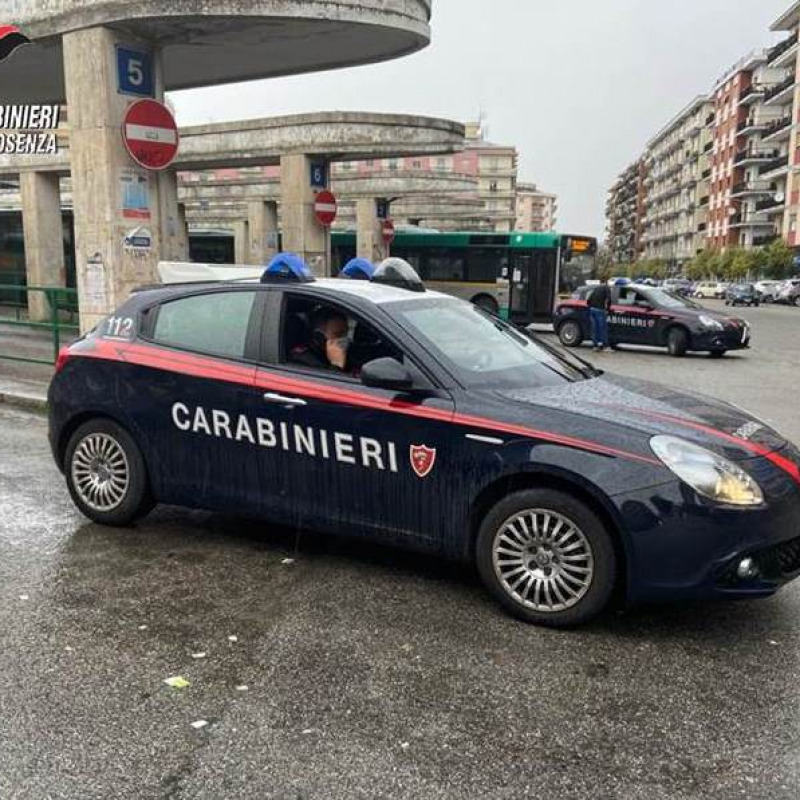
[1,0,432,103]
[0,114,465,176]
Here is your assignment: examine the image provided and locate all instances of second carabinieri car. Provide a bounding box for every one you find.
[554,283,750,357]
[48,257,800,627]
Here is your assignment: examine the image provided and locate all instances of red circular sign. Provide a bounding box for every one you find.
[314,190,337,227]
[122,99,179,171]
[382,218,396,244]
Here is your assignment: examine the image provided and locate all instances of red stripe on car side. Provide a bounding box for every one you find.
[77,340,661,466]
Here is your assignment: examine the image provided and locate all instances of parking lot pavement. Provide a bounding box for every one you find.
[552,299,800,445]
[1,304,799,800]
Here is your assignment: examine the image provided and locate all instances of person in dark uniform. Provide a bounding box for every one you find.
[587,282,611,352]
[289,306,350,371]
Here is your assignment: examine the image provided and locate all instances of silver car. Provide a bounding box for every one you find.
[776,279,800,306]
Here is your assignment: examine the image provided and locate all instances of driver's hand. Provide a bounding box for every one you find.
[326,338,348,370]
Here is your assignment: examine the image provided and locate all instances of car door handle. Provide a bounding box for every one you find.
[263,392,307,408]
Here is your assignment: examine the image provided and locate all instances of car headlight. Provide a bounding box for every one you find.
[698,315,723,330]
[650,435,764,506]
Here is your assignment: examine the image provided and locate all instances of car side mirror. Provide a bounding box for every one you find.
[361,357,414,391]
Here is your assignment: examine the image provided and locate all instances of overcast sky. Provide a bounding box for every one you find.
[170,0,792,237]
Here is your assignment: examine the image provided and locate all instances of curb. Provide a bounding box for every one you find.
[0,391,48,414]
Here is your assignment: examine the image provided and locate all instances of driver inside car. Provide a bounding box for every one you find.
[291,306,351,372]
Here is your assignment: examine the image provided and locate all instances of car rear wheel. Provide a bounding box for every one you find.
[557,320,583,348]
[666,327,689,357]
[476,489,616,627]
[65,419,154,526]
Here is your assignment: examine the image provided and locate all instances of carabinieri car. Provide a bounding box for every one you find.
[554,283,750,357]
[49,258,800,627]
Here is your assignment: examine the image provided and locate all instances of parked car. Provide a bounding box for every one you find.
[694,281,728,299]
[725,284,761,307]
[754,280,782,303]
[555,284,750,357]
[775,278,800,306]
[662,278,693,297]
[47,260,800,627]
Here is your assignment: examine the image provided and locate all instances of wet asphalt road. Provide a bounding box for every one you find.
[1,302,800,799]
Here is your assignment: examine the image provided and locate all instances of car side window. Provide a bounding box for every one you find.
[152,291,257,359]
[616,287,637,307]
[280,294,403,378]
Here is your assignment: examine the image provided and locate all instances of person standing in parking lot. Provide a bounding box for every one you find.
[587,282,611,352]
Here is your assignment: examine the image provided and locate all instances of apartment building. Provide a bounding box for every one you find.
[515,183,558,231]
[605,159,646,264]
[641,96,714,266]
[770,3,800,247]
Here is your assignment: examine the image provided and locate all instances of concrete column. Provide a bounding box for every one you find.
[247,199,279,264]
[63,27,165,332]
[356,197,390,263]
[280,154,329,275]
[233,220,249,264]
[158,171,189,262]
[19,172,66,322]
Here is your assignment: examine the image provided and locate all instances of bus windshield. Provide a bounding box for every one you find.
[391,296,593,389]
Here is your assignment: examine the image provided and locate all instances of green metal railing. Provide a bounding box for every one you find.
[0,284,80,365]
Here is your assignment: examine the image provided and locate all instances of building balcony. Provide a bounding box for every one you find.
[729,213,778,228]
[758,154,790,177]
[738,84,766,105]
[734,148,779,165]
[767,36,798,68]
[762,116,793,141]
[755,196,786,215]
[752,234,778,247]
[763,75,796,106]
[737,118,767,136]
[731,180,774,197]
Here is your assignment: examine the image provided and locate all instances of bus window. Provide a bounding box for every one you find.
[425,251,465,282]
[466,248,508,283]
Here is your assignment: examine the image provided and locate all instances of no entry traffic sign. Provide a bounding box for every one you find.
[122,99,179,170]
[382,218,396,244]
[314,190,338,227]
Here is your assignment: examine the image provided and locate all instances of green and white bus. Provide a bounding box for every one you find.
[332,230,597,325]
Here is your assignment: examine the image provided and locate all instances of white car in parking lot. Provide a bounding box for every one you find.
[694,281,728,299]
[754,280,783,303]
[776,279,800,306]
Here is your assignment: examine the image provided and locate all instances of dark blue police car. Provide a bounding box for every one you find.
[554,283,750,357]
[48,258,800,627]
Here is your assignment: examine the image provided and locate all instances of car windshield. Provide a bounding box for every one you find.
[389,297,594,389]
[641,288,700,309]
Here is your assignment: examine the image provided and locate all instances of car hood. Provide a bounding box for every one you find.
[483,373,786,461]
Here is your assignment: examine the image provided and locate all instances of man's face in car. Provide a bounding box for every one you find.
[320,315,349,369]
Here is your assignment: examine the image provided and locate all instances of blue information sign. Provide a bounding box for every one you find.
[310,162,328,189]
[116,46,154,98]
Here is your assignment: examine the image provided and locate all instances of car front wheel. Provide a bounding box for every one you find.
[666,327,689,357]
[557,319,583,348]
[476,489,617,627]
[65,419,154,526]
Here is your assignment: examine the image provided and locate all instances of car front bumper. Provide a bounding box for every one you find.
[692,325,750,351]
[614,453,800,606]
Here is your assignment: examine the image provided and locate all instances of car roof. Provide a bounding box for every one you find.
[130,277,456,308]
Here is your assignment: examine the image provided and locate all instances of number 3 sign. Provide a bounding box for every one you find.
[116,46,154,98]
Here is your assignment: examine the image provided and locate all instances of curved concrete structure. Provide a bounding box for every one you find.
[2,0,432,102]
[0,114,465,176]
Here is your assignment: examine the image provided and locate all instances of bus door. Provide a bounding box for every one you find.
[508,250,558,325]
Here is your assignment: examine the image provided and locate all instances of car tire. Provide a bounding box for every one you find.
[666,327,689,357]
[65,419,154,526]
[472,294,499,315]
[475,488,617,627]
[557,320,583,348]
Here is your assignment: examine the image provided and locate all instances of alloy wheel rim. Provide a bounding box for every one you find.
[492,509,594,613]
[562,323,579,344]
[71,433,130,512]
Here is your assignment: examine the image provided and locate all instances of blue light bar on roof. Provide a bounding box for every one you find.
[261,252,315,283]
[340,258,375,280]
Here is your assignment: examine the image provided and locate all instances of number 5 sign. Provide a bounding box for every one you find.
[116,46,154,98]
